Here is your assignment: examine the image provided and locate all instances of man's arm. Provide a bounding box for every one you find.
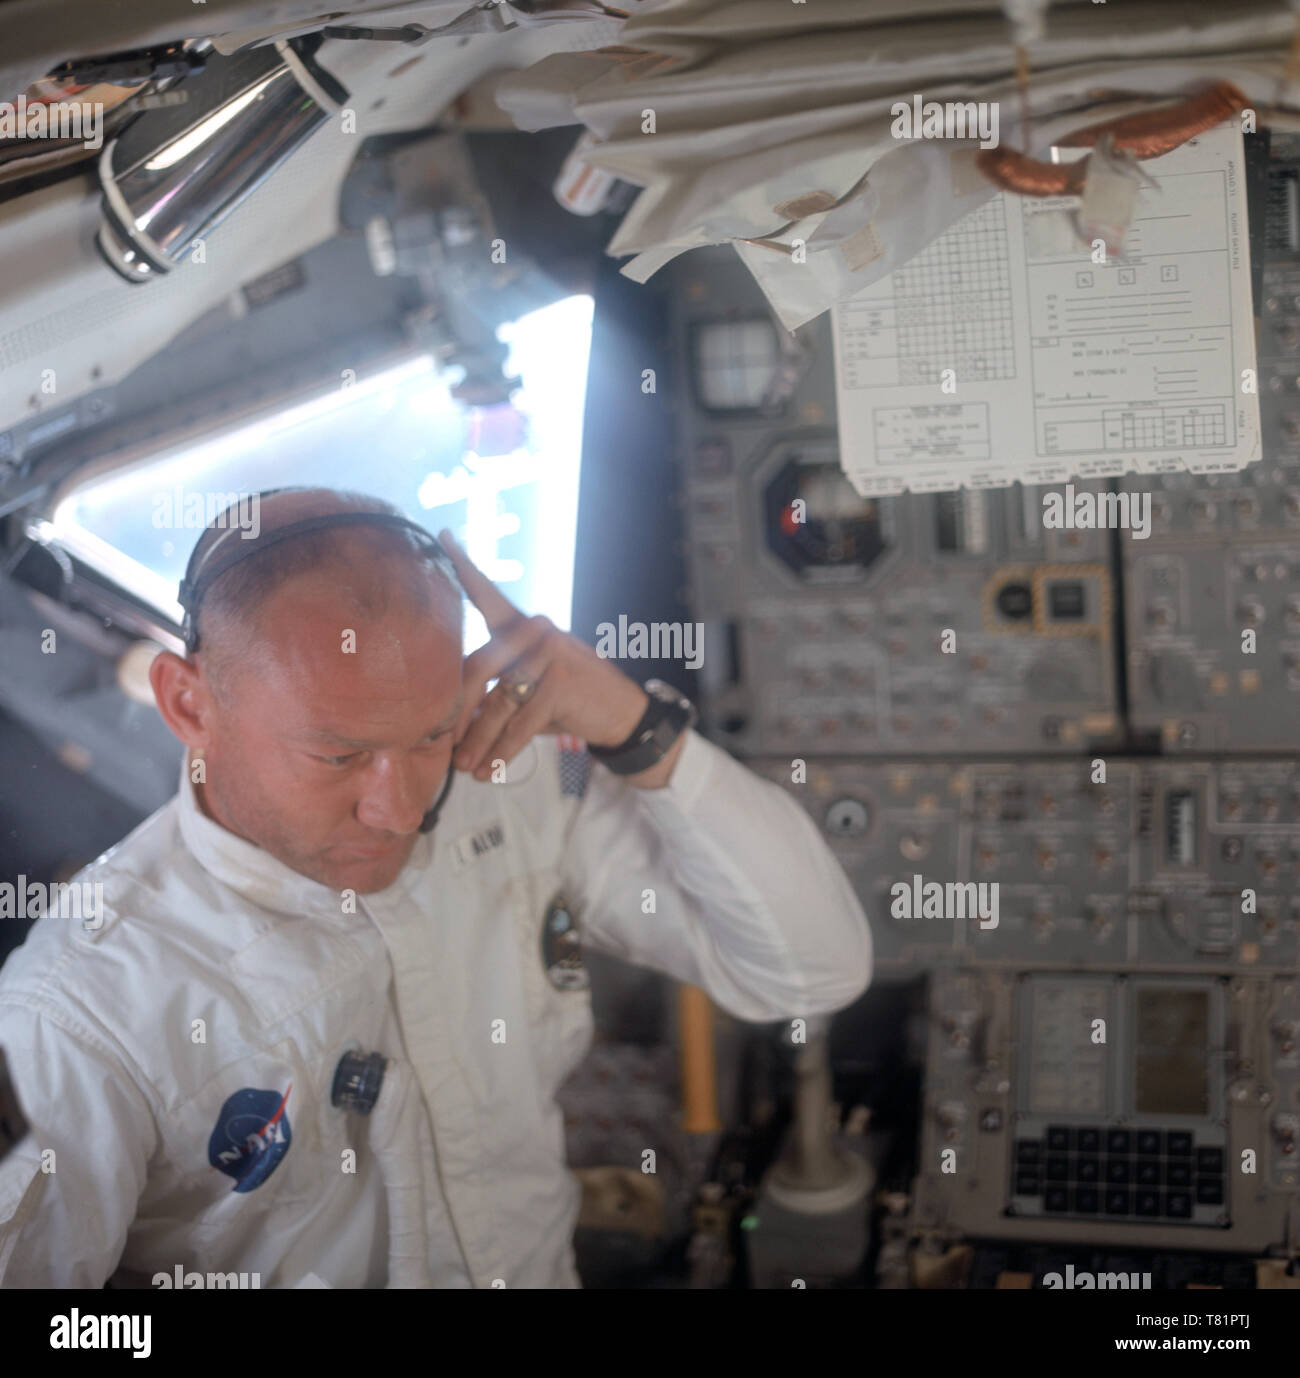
[559,730,872,1023]
[0,1004,156,1287]
[430,534,869,1018]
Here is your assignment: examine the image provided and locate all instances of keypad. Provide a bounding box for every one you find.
[1012,1126,1225,1221]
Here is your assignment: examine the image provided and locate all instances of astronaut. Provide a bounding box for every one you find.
[0,487,871,1288]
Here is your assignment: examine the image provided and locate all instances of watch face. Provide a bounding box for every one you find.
[645,678,687,708]
[590,680,694,773]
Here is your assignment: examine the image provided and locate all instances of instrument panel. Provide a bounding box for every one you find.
[674,252,1122,758]
[669,129,1300,1261]
[750,757,1299,977]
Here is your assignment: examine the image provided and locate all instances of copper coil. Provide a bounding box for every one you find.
[976,80,1249,197]
[1057,80,1247,156]
[977,146,1088,196]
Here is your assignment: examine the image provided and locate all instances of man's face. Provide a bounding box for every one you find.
[198,569,463,894]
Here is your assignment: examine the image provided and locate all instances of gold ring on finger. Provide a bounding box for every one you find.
[499,673,539,707]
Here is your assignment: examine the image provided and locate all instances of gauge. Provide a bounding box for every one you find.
[764,454,889,575]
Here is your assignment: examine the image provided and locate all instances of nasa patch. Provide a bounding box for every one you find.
[542,893,589,991]
[207,1085,293,1192]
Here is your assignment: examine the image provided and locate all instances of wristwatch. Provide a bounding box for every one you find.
[587,679,697,776]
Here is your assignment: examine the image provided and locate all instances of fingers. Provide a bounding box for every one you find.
[460,666,556,777]
[456,654,553,778]
[481,676,556,776]
[455,675,533,773]
[456,615,552,742]
[438,529,523,633]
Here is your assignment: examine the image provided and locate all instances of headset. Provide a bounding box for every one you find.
[177,489,461,834]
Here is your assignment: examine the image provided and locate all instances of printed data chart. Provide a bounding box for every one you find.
[1025,202,1240,460]
[1044,403,1229,457]
[831,122,1260,495]
[838,199,1016,391]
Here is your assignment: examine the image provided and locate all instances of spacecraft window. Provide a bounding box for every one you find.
[41,296,594,652]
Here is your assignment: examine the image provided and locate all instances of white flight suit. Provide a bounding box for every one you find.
[0,729,871,1288]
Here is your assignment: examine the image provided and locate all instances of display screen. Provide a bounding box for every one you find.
[693,319,780,411]
[1134,988,1209,1116]
[1024,979,1108,1116]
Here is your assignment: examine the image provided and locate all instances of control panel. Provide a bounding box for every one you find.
[669,127,1300,1263]
[752,757,1300,977]
[670,250,1122,758]
[912,968,1298,1251]
[1122,133,1300,751]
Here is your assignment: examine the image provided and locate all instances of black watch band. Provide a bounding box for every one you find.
[587,679,697,776]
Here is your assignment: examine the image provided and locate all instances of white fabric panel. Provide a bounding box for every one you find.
[494,0,1300,328]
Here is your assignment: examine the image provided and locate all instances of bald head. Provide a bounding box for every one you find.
[191,489,462,703]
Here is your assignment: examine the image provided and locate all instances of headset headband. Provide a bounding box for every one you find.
[178,493,457,653]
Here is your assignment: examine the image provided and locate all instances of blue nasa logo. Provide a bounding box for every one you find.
[207,1085,292,1192]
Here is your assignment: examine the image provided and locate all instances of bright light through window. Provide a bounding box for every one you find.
[47,295,594,653]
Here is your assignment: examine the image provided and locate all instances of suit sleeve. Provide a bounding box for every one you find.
[0,1002,156,1288]
[559,730,872,1021]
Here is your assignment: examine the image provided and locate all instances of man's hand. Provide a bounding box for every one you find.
[439,531,685,789]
